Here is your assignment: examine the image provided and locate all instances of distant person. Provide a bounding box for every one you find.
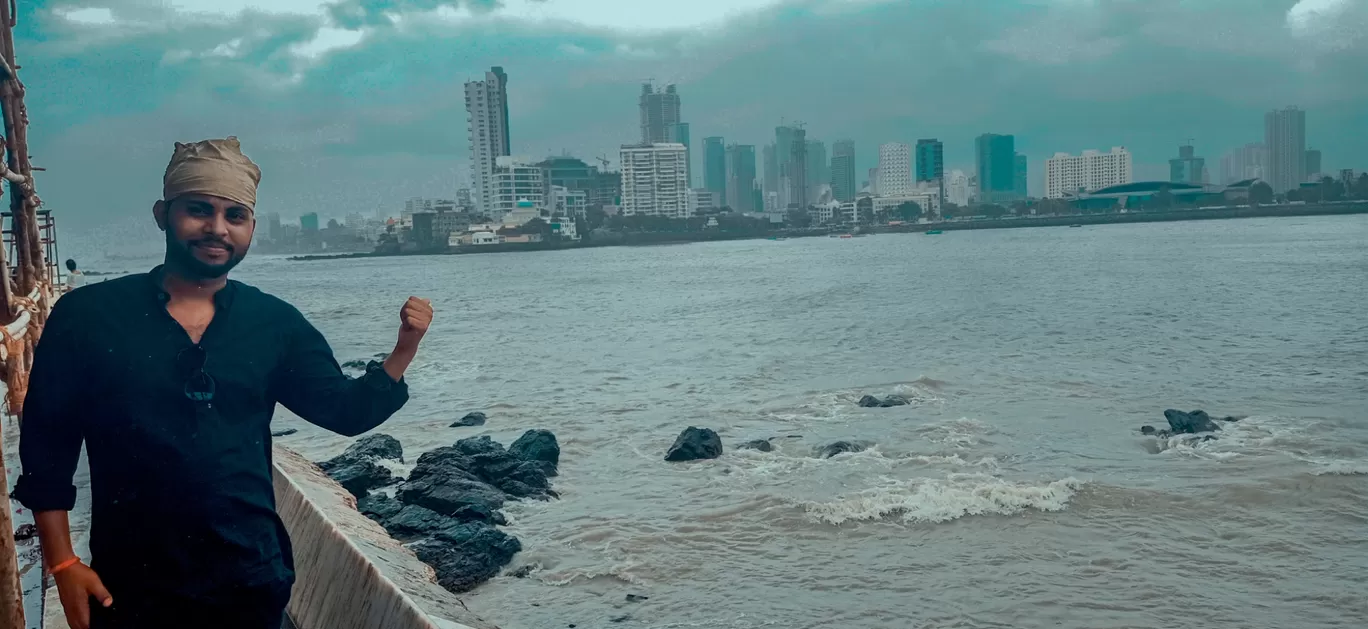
[64,258,84,289]
[14,137,435,629]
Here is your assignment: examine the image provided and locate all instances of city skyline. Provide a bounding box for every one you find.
[21,0,1368,230]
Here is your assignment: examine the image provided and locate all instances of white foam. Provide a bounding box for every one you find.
[799,473,1083,525]
[1304,459,1368,476]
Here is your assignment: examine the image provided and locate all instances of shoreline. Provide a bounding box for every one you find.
[288,201,1368,262]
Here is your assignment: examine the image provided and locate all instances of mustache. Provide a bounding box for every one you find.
[190,238,234,252]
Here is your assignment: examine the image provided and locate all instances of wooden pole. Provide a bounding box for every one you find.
[0,0,34,625]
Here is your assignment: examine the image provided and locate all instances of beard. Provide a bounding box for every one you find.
[165,229,247,279]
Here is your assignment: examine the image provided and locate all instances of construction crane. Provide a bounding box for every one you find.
[596,155,612,171]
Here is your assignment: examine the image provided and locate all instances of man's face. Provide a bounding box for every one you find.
[158,193,255,279]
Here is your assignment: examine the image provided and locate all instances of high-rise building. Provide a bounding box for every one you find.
[1265,106,1306,193]
[762,144,779,201]
[265,212,283,241]
[1014,154,1029,199]
[867,167,880,195]
[1169,144,1207,184]
[672,122,693,187]
[620,143,689,219]
[640,83,681,144]
[704,137,727,205]
[300,212,320,232]
[975,133,1017,204]
[945,170,970,207]
[831,140,857,203]
[788,128,808,209]
[465,66,511,215]
[725,144,758,212]
[1044,147,1133,199]
[806,140,828,205]
[1219,143,1268,184]
[492,156,546,221]
[915,139,944,184]
[1304,148,1322,181]
[878,143,912,197]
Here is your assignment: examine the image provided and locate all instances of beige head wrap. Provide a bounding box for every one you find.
[162,136,262,209]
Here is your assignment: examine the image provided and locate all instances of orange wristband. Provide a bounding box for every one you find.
[48,557,81,575]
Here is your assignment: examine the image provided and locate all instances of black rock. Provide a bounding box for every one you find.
[510,429,561,473]
[342,359,368,370]
[1220,415,1245,423]
[1202,435,1219,442]
[879,394,911,408]
[270,429,298,438]
[398,473,507,515]
[738,439,774,452]
[455,435,505,457]
[857,395,882,408]
[625,594,649,603]
[509,564,536,579]
[610,615,631,623]
[357,493,403,523]
[1140,425,1156,436]
[412,523,523,594]
[451,412,488,428]
[14,524,36,541]
[325,458,395,499]
[817,441,868,459]
[333,433,405,465]
[664,427,723,462]
[1164,409,1222,435]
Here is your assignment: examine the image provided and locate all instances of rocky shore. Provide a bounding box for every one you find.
[318,428,560,594]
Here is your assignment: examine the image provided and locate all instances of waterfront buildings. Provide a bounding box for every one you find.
[975,133,1018,204]
[704,136,727,204]
[639,83,681,144]
[726,143,759,212]
[620,143,690,218]
[945,170,970,207]
[465,66,511,215]
[1304,148,1322,181]
[1044,147,1133,198]
[831,140,856,203]
[878,142,912,197]
[492,156,545,221]
[1170,144,1207,184]
[1265,106,1306,192]
[1220,143,1268,185]
[915,139,944,185]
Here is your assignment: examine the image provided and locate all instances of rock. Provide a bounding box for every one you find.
[1163,409,1222,435]
[510,429,561,474]
[451,412,488,428]
[625,594,649,603]
[1202,435,1218,442]
[398,473,507,515]
[879,394,911,408]
[342,359,367,370]
[324,458,394,499]
[411,523,523,593]
[817,441,867,459]
[857,395,882,408]
[331,433,405,464]
[270,428,298,438]
[381,502,509,540]
[1140,425,1156,436]
[1220,415,1245,423]
[14,524,36,541]
[664,427,723,462]
[357,493,403,522]
[509,565,536,579]
[610,615,631,623]
[737,439,773,452]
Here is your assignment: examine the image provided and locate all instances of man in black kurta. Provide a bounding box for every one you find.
[13,137,435,628]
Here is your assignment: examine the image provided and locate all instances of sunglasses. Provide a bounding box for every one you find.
[177,345,216,403]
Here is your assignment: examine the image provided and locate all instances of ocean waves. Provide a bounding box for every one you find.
[797,473,1083,525]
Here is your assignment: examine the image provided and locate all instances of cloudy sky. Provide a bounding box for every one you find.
[15,0,1368,233]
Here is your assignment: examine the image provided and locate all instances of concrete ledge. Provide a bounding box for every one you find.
[272,446,498,629]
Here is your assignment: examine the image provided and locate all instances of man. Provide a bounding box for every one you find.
[64,258,84,289]
[14,137,435,629]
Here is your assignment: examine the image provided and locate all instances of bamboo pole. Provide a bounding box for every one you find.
[0,0,35,626]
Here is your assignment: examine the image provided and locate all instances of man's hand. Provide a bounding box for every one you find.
[54,562,112,629]
[383,297,432,382]
[397,296,432,351]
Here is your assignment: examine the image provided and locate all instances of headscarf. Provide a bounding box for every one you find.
[162,136,262,209]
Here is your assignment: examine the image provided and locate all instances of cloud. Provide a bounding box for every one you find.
[15,0,1368,233]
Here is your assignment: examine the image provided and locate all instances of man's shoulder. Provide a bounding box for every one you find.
[228,281,306,319]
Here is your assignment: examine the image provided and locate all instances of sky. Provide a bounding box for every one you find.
[14,0,1368,234]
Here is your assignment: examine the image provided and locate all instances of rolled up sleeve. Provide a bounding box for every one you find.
[13,298,86,512]
[272,307,409,437]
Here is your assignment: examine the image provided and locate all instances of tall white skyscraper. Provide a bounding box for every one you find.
[1044,147,1133,198]
[1265,106,1306,193]
[878,143,912,197]
[465,66,511,215]
[620,143,690,219]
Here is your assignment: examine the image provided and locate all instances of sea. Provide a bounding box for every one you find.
[66,216,1368,628]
